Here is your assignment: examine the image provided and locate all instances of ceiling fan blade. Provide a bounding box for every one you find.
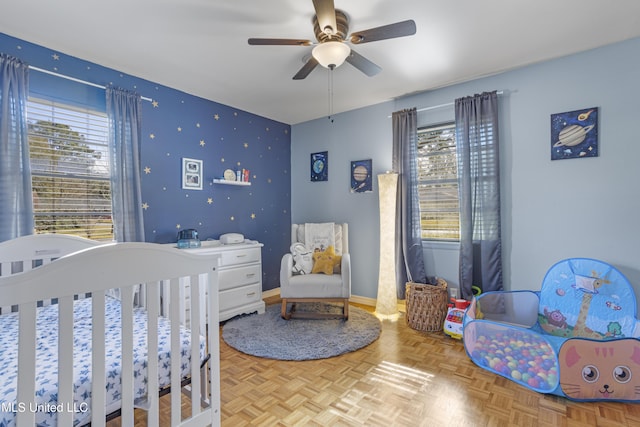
[350,19,417,44]
[248,38,312,46]
[345,49,382,77]
[293,57,319,80]
[312,0,338,37]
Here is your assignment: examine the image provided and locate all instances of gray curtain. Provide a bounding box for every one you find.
[106,86,145,242]
[0,53,33,241]
[392,108,427,298]
[455,91,503,300]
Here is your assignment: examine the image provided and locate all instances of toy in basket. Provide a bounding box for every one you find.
[444,298,471,339]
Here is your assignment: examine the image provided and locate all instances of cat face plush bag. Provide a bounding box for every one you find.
[559,338,640,401]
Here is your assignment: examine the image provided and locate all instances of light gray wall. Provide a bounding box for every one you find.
[292,37,640,308]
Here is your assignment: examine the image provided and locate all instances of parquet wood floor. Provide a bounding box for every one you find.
[110,299,640,426]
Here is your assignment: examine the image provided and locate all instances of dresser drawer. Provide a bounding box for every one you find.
[219,264,261,291]
[219,283,261,312]
[219,247,261,267]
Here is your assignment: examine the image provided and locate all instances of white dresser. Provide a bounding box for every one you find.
[178,240,265,322]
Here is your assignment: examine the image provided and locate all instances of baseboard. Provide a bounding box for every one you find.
[348,294,376,307]
[262,288,281,299]
[262,287,406,312]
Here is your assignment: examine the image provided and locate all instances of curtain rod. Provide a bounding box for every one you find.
[29,66,153,102]
[388,90,504,118]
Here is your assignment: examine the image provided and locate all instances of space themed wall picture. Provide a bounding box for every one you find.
[350,159,372,193]
[310,151,328,181]
[551,107,598,160]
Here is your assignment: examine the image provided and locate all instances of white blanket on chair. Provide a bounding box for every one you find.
[304,222,335,252]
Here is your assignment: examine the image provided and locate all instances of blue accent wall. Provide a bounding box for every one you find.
[0,32,291,291]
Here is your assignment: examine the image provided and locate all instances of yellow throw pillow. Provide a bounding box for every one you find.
[312,246,337,275]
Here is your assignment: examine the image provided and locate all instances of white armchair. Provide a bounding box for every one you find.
[280,223,351,320]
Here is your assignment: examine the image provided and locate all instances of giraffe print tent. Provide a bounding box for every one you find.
[463,258,640,401]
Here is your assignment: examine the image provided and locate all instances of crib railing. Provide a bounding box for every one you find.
[0,241,221,427]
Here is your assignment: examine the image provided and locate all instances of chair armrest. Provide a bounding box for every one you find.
[280,253,293,288]
[340,253,351,296]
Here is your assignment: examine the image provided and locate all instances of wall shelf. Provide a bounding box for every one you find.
[212,179,251,186]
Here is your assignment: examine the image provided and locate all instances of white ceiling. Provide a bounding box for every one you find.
[2,0,640,124]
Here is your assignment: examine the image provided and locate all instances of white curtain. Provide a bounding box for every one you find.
[0,53,33,241]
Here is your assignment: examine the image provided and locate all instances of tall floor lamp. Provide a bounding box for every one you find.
[375,172,399,320]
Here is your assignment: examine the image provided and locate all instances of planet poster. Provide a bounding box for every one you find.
[350,159,372,193]
[550,107,598,160]
[310,151,328,182]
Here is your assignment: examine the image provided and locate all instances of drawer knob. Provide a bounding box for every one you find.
[246,292,256,297]
[246,273,256,278]
[236,254,247,258]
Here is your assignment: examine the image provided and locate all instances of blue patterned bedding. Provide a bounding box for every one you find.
[0,296,205,427]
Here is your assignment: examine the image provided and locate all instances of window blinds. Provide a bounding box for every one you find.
[28,98,114,240]
[416,123,460,240]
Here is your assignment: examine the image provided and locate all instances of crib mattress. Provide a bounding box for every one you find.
[0,296,205,427]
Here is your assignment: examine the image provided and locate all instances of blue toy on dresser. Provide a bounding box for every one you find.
[463,258,640,401]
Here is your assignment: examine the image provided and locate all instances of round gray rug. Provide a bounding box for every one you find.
[222,303,381,360]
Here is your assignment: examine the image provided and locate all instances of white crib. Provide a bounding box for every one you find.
[0,234,221,427]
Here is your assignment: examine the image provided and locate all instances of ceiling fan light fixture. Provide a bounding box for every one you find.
[312,41,351,69]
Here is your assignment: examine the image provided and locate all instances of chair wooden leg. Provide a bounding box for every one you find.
[343,299,349,320]
[281,299,291,320]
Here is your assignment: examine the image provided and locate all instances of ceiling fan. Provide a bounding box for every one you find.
[248,0,416,80]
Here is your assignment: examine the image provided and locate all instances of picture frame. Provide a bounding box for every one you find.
[310,151,328,182]
[182,157,203,190]
[551,107,598,160]
[350,159,372,193]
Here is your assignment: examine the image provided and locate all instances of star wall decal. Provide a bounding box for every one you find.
[150,133,155,139]
[196,123,201,128]
[52,53,59,60]
[230,216,235,221]
[142,202,149,210]
[244,143,249,148]
[251,213,256,219]
[176,224,181,229]
[177,127,182,132]
[144,166,151,174]
[214,114,220,120]
[200,140,205,147]
[207,198,213,204]
[152,100,159,108]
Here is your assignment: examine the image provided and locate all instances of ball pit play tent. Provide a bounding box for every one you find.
[463,258,640,401]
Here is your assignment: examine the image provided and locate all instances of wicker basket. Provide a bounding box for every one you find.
[405,279,448,332]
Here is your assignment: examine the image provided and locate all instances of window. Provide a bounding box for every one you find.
[27,98,113,240]
[416,122,459,240]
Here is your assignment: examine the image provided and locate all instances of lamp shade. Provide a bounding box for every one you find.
[375,172,399,319]
[312,41,351,69]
